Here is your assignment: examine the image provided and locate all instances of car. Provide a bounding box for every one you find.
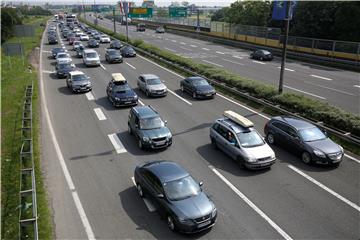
[68,36,77,45]
[73,41,82,50]
[264,116,344,166]
[105,49,123,63]
[51,47,66,58]
[55,62,75,78]
[210,111,276,170]
[87,39,99,48]
[99,34,111,43]
[94,34,101,40]
[250,49,273,61]
[48,36,58,44]
[106,73,138,107]
[120,46,136,57]
[155,26,165,33]
[180,76,216,99]
[75,45,85,58]
[128,105,172,149]
[83,49,100,67]
[56,52,72,64]
[134,161,217,233]
[136,23,146,32]
[66,71,92,93]
[75,31,83,37]
[79,34,89,41]
[109,40,123,49]
[90,31,98,37]
[137,74,167,97]
[66,32,75,40]
[62,30,69,38]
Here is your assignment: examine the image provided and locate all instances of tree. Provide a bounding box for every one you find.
[181,1,189,7]
[211,7,229,22]
[156,8,168,18]
[1,8,23,43]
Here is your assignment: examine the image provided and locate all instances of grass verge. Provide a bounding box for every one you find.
[1,16,53,239]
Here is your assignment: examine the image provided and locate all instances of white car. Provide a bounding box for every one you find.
[80,34,89,41]
[100,34,110,43]
[75,31,83,37]
[56,52,72,64]
[73,41,82,50]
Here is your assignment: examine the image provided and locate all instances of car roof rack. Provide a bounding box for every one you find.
[111,73,126,82]
[223,110,254,128]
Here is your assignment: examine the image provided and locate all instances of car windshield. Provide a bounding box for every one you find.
[163,176,201,201]
[86,53,97,58]
[58,64,72,69]
[193,79,208,86]
[139,117,164,130]
[109,51,120,56]
[90,40,97,43]
[236,130,264,148]
[124,47,133,52]
[72,74,87,81]
[58,53,69,58]
[146,78,162,85]
[113,84,130,92]
[53,48,63,53]
[299,127,326,142]
[261,50,271,55]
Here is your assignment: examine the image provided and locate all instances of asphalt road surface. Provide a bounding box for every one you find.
[41,21,360,239]
[85,13,360,114]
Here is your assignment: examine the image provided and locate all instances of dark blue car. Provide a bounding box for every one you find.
[56,63,76,78]
[106,73,138,107]
[51,47,66,59]
[180,76,216,99]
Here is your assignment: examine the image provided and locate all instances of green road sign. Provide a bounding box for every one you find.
[128,7,153,18]
[169,7,187,17]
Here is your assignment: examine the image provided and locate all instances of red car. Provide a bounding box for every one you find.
[69,37,77,45]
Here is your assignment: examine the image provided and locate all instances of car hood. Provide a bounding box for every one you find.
[195,84,214,92]
[57,58,71,63]
[140,127,170,139]
[243,143,274,159]
[305,138,341,154]
[85,57,99,61]
[72,80,90,86]
[58,67,74,72]
[147,83,166,91]
[171,192,213,219]
[109,55,122,59]
[113,90,136,98]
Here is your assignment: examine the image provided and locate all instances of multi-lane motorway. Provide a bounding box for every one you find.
[41,21,359,239]
[84,13,360,114]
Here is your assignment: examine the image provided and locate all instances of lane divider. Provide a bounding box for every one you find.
[277,67,295,72]
[202,60,224,68]
[222,58,244,66]
[85,92,95,101]
[284,85,326,100]
[310,74,332,81]
[108,133,127,154]
[93,108,106,121]
[252,60,266,65]
[125,62,136,69]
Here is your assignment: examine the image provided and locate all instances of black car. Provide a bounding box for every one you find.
[55,63,75,78]
[88,39,99,48]
[120,46,136,57]
[109,40,123,49]
[106,73,138,107]
[48,36,58,44]
[75,45,86,58]
[51,47,66,58]
[134,161,217,233]
[264,116,344,166]
[105,49,123,63]
[250,49,273,61]
[180,77,216,99]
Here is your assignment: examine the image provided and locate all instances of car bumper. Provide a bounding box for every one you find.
[149,91,167,97]
[112,99,138,107]
[109,58,123,63]
[196,92,216,99]
[245,158,276,169]
[312,154,343,165]
[142,138,172,149]
[124,53,136,57]
[176,215,217,233]
[72,86,92,93]
[85,62,100,66]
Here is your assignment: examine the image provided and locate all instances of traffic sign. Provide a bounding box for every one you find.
[169,7,187,17]
[128,7,153,18]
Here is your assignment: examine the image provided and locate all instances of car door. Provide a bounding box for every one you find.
[213,124,229,154]
[271,121,288,146]
[223,130,239,160]
[106,82,113,98]
[66,75,72,87]
[147,173,168,216]
[286,127,303,153]
[138,76,145,91]
[183,79,191,92]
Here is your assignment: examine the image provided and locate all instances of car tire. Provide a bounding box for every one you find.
[260,57,264,61]
[192,92,197,99]
[211,138,218,149]
[266,133,275,145]
[136,183,144,198]
[301,152,312,165]
[128,124,132,135]
[146,90,150,97]
[138,139,143,149]
[167,216,176,232]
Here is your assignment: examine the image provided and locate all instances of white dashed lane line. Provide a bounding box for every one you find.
[42,70,55,74]
[171,40,177,43]
[353,85,360,88]
[252,60,266,65]
[202,60,224,67]
[222,58,244,66]
[202,48,210,51]
[277,67,295,72]
[108,133,127,154]
[125,62,136,69]
[284,85,326,100]
[85,92,95,101]
[100,64,106,70]
[167,89,192,105]
[304,81,355,96]
[310,74,333,81]
[180,42,186,45]
[190,44,197,48]
[232,55,243,59]
[93,108,106,121]
[164,47,177,52]
[216,51,225,55]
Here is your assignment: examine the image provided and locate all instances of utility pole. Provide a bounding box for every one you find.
[125,1,129,42]
[83,0,86,20]
[94,0,98,26]
[113,8,116,34]
[196,9,200,32]
[278,1,291,94]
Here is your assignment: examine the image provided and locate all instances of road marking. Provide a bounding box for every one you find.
[138,55,184,78]
[190,44,197,48]
[252,60,266,65]
[304,81,355,96]
[42,70,55,74]
[164,47,177,52]
[344,154,360,164]
[125,62,136,69]
[277,67,295,72]
[209,166,293,240]
[179,46,192,51]
[138,99,145,106]
[354,85,360,88]
[85,92,95,101]
[42,50,51,53]
[288,165,360,212]
[93,108,106,121]
[310,74,333,81]
[165,38,169,40]
[131,177,156,212]
[100,64,106,70]
[167,89,192,105]
[171,40,177,43]
[40,27,96,240]
[232,55,243,59]
[180,42,186,45]
[222,58,244,66]
[65,50,68,52]
[202,60,224,67]
[216,51,225,55]
[202,48,210,51]
[284,85,326,100]
[108,133,127,154]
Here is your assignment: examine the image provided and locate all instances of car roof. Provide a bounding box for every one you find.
[141,74,158,80]
[69,70,84,76]
[106,48,117,52]
[186,76,205,81]
[83,49,96,53]
[132,105,158,118]
[144,161,189,183]
[272,116,315,130]
[217,118,253,134]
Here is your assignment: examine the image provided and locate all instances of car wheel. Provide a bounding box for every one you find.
[211,138,218,149]
[146,90,150,97]
[180,85,184,92]
[128,124,132,135]
[192,92,197,99]
[167,216,176,232]
[138,139,143,149]
[266,133,275,144]
[136,184,144,198]
[260,57,264,61]
[301,152,312,164]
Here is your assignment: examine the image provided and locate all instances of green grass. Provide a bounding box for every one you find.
[1,16,53,240]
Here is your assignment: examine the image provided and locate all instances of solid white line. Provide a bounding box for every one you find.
[216,51,225,55]
[304,81,355,96]
[108,133,127,154]
[93,108,106,121]
[344,154,360,164]
[164,47,177,52]
[138,55,184,78]
[190,44,197,48]
[85,92,95,101]
[171,40,177,43]
[222,58,244,66]
[252,60,266,65]
[100,64,106,70]
[125,62,136,69]
[288,165,360,212]
[310,74,333,81]
[138,99,145,106]
[179,46,192,51]
[210,166,293,240]
[353,85,360,88]
[167,89,192,105]
[232,55,243,59]
[202,60,224,67]
[284,85,326,100]
[277,67,295,72]
[131,177,157,212]
[42,70,55,74]
[202,48,210,51]
[40,25,96,240]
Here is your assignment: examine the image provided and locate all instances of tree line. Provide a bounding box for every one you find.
[211,1,360,42]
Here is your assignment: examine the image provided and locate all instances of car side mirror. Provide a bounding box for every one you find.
[322,129,328,137]
[164,120,168,125]
[157,193,164,198]
[135,124,139,129]
[199,181,203,187]
[162,80,165,83]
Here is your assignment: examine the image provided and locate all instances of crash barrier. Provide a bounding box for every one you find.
[19,83,38,240]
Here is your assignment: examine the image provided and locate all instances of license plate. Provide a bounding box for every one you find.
[124,101,131,104]
[197,220,211,228]
[261,163,269,167]
[206,94,212,96]
[155,141,165,146]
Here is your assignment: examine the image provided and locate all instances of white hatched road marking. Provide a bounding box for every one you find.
[202,60,224,67]
[125,62,136,69]
[284,85,326,100]
[304,81,355,96]
[252,60,266,65]
[288,165,360,212]
[222,58,244,66]
[164,47,177,52]
[100,64,106,70]
[108,133,127,154]
[310,74,333,81]
[216,51,225,55]
[277,67,295,72]
[190,44,197,48]
[210,166,293,240]
[131,177,156,212]
[42,70,55,74]
[202,48,210,51]
[85,92,95,101]
[138,99,145,106]
[93,108,106,121]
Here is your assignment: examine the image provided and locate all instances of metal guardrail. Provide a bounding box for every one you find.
[19,83,38,240]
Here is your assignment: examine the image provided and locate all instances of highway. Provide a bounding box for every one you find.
[41,21,360,239]
[84,13,360,114]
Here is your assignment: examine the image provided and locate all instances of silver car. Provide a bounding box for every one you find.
[66,71,92,93]
[137,74,167,97]
[83,49,100,67]
[210,110,276,170]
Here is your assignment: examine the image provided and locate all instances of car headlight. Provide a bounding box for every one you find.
[134,95,138,100]
[178,217,193,225]
[166,133,172,140]
[142,137,150,142]
[313,149,326,158]
[245,156,257,163]
[114,97,120,101]
[339,146,344,153]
